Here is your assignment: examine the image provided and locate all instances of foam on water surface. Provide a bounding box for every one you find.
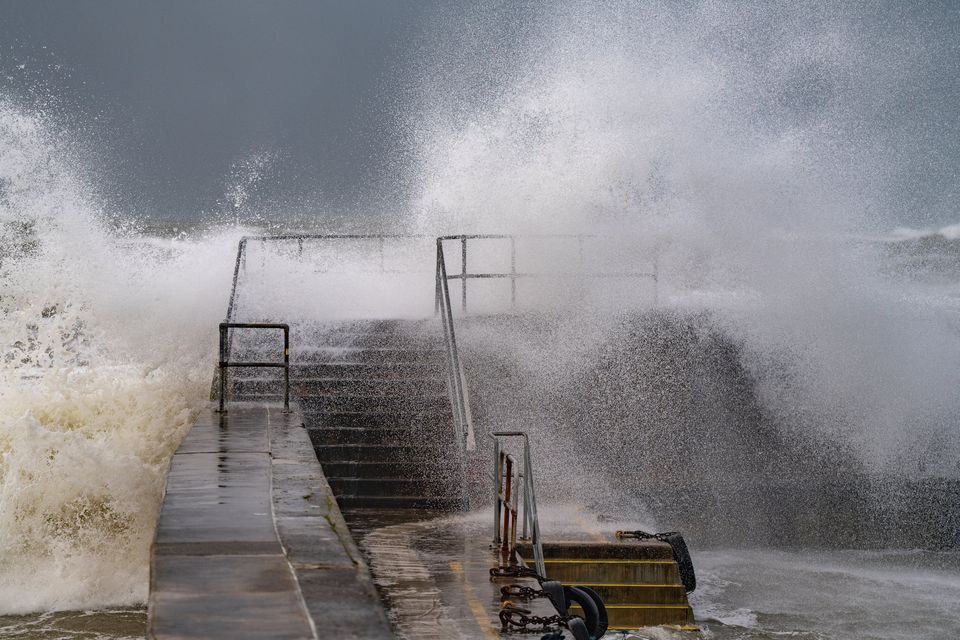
[0,100,246,613]
[3,2,960,634]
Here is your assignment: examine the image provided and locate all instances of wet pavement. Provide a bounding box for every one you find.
[350,510,569,639]
[149,403,392,640]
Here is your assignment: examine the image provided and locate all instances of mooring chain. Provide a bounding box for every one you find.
[490,565,544,582]
[498,605,569,631]
[500,584,547,599]
[616,528,675,541]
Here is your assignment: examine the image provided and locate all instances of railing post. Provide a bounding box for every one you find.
[652,243,659,307]
[435,242,442,315]
[283,325,290,413]
[492,439,502,546]
[502,454,513,563]
[510,235,517,308]
[218,323,227,413]
[461,236,468,312]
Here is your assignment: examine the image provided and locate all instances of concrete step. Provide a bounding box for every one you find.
[228,344,445,363]
[307,426,451,446]
[336,495,464,511]
[232,377,447,397]
[327,477,455,498]
[568,603,694,629]
[562,583,688,605]
[312,443,450,463]
[292,347,447,364]
[542,559,682,585]
[248,393,450,414]
[296,332,444,349]
[321,460,448,479]
[304,411,453,430]
[293,362,445,379]
[521,538,695,629]
[296,319,437,335]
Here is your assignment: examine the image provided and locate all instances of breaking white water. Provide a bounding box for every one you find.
[3,2,960,639]
[0,100,245,614]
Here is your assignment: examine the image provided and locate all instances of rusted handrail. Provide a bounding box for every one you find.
[490,431,545,577]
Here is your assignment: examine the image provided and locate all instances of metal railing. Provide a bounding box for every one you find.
[218,322,290,413]
[220,234,476,458]
[220,233,429,370]
[490,431,545,577]
[435,233,659,312]
[224,233,429,330]
[436,239,476,452]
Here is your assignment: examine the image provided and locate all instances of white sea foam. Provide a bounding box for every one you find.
[0,100,245,613]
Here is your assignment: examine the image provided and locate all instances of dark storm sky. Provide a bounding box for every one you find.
[0,1,958,227]
[0,0,524,221]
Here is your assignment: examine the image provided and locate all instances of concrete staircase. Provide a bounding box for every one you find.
[227,319,465,513]
[522,539,695,630]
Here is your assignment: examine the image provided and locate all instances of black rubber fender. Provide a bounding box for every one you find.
[541,580,567,616]
[564,586,601,639]
[660,532,696,593]
[566,617,590,640]
[571,585,608,638]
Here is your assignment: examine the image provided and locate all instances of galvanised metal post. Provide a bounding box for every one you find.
[283,325,290,413]
[492,437,501,545]
[460,235,468,312]
[218,323,227,413]
[510,235,517,308]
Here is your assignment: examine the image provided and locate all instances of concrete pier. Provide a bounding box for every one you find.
[148,403,393,640]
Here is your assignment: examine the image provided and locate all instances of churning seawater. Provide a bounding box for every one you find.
[5,2,960,638]
[0,102,249,634]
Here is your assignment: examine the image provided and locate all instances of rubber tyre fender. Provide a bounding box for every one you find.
[571,585,608,638]
[541,580,567,616]
[567,617,590,640]
[564,586,601,639]
[661,532,696,593]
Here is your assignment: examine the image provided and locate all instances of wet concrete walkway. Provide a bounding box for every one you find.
[148,403,393,640]
[354,512,566,639]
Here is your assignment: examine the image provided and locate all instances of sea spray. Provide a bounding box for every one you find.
[405,2,960,540]
[0,99,240,613]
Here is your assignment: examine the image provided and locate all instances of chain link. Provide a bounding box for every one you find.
[615,529,677,541]
[499,605,569,631]
[501,584,549,599]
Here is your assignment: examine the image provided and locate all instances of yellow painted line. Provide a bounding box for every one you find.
[562,583,685,588]
[449,561,499,640]
[543,559,674,564]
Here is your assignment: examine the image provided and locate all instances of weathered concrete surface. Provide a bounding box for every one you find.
[355,512,563,639]
[148,403,393,640]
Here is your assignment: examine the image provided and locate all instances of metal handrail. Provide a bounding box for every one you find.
[218,322,290,413]
[436,233,659,311]
[221,233,431,371]
[490,431,545,577]
[436,239,476,452]
[225,233,430,324]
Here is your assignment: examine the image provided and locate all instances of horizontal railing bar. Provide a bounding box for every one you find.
[219,362,288,368]
[446,271,656,280]
[437,233,599,240]
[244,234,429,241]
[219,323,290,413]
[221,322,289,329]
